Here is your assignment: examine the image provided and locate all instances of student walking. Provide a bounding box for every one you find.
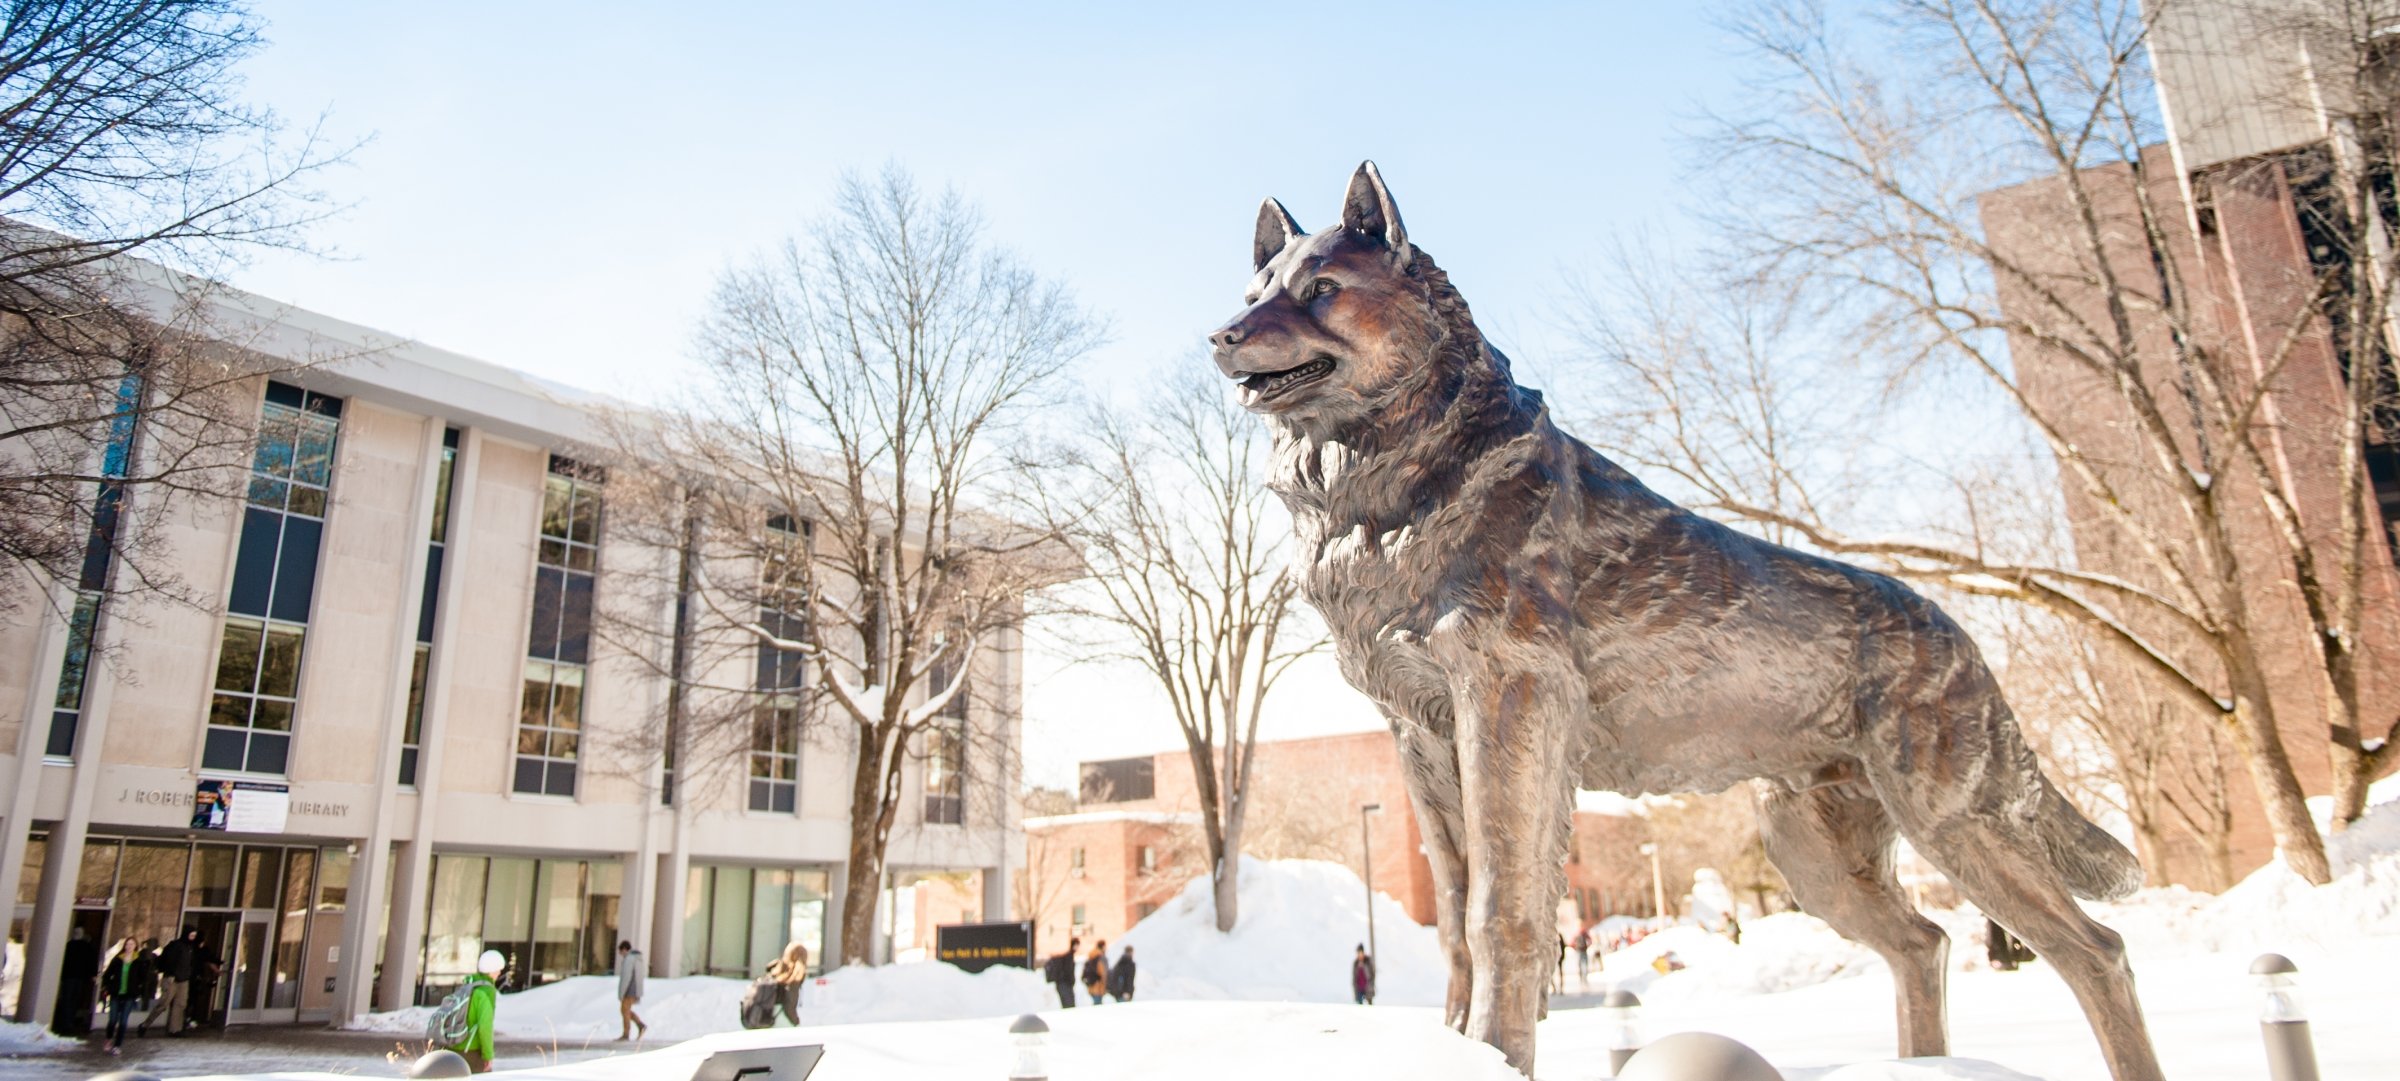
[1108,945,1136,1003]
[142,928,197,1036]
[99,937,142,1054]
[1081,941,1110,1006]
[766,942,808,1026]
[1043,937,1080,1009]
[455,950,504,1073]
[614,941,647,1041]
[1352,944,1376,1005]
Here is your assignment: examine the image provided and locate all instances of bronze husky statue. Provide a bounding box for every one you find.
[1208,163,2162,1080]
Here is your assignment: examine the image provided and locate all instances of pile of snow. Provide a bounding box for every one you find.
[2088,792,2400,959]
[0,1017,78,1054]
[353,962,1051,1044]
[1117,855,1449,1006]
[1598,914,1883,1003]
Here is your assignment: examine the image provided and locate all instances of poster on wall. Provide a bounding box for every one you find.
[192,779,290,833]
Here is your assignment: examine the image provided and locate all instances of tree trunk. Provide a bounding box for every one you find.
[2222,670,2331,884]
[2327,738,2378,830]
[839,725,896,966]
[1212,855,1240,934]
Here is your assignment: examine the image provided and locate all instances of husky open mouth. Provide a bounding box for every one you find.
[1234,355,1335,406]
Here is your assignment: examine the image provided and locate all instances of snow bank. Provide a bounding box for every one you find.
[1592,914,1882,1004]
[2090,793,2400,959]
[0,1017,78,1054]
[1117,855,1450,1006]
[353,962,1051,1043]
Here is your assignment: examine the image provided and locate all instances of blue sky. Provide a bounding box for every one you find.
[229,2,1754,785]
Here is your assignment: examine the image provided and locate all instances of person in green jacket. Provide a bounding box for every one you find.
[456,949,505,1073]
[99,936,142,1055]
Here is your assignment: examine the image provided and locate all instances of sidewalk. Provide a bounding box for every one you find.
[0,1023,641,1080]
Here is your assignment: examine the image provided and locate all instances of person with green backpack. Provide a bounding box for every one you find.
[428,949,505,1073]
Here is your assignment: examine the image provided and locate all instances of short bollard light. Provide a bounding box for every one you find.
[1615,1031,1784,1081]
[406,1048,474,1079]
[2249,954,2321,1081]
[1601,988,1644,1075]
[1008,1012,1051,1081]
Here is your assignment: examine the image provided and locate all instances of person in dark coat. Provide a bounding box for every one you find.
[1043,937,1080,1009]
[52,925,98,1036]
[143,929,197,1035]
[184,931,222,1029]
[1108,946,1136,1003]
[130,939,159,1014]
[1352,944,1376,1005]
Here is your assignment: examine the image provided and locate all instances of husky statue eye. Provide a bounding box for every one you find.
[1310,278,1338,299]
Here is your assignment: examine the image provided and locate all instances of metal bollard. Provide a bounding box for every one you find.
[2249,954,2321,1081]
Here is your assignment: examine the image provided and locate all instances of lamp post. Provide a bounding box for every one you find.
[1361,801,1384,1003]
[2249,954,2320,1081]
[1637,842,1665,920]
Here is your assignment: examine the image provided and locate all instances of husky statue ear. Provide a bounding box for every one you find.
[1341,161,1409,268]
[1254,197,1303,271]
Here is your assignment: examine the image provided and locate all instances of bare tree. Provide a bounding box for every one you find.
[1,0,348,615]
[1654,0,2400,882]
[640,166,1098,965]
[1040,371,1322,932]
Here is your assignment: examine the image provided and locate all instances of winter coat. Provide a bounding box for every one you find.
[459,972,498,1060]
[1108,955,1135,997]
[1352,956,1375,993]
[158,938,195,982]
[1044,951,1075,985]
[616,950,645,1001]
[102,955,141,1002]
[130,950,158,998]
[1081,952,1108,996]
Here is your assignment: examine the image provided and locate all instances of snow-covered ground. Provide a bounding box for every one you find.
[117,783,2400,1078]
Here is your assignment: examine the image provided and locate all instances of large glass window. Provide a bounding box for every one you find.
[46,372,141,760]
[515,455,599,797]
[207,382,340,775]
[417,854,618,1004]
[749,702,800,814]
[515,661,582,798]
[681,864,829,978]
[401,428,461,786]
[922,644,967,826]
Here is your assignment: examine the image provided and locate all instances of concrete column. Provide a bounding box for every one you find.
[653,848,688,975]
[334,416,446,1026]
[375,428,483,1010]
[821,863,847,973]
[21,557,138,1027]
[0,590,71,1019]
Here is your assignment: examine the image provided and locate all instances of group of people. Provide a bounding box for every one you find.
[1042,938,1134,1006]
[52,925,221,1053]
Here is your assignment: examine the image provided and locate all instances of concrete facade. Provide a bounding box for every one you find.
[0,267,1023,1027]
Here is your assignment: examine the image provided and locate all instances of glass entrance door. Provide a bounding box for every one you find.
[222,912,272,1024]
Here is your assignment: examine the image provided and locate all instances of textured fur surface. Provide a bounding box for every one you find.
[1207,164,2161,1080]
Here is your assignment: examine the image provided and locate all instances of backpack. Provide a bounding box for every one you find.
[739,976,779,1030]
[427,980,479,1048]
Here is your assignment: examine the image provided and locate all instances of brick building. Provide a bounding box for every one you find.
[1978,0,2400,885]
[1022,731,1666,950]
